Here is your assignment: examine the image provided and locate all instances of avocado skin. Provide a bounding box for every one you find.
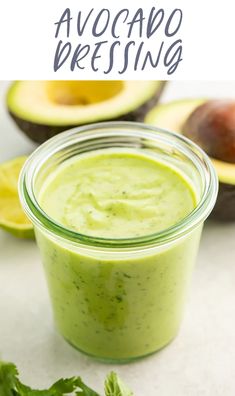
[9,82,166,144]
[210,182,235,221]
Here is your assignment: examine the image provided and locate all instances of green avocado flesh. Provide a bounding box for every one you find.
[145,98,206,134]
[39,150,196,238]
[145,98,235,186]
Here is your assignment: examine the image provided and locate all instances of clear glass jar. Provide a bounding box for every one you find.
[19,122,218,362]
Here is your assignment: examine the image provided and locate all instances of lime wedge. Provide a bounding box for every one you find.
[0,156,34,238]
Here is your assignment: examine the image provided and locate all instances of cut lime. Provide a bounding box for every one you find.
[0,156,34,238]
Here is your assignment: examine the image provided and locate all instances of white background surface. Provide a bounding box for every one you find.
[0,81,235,395]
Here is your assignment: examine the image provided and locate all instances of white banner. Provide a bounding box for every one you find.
[0,0,234,80]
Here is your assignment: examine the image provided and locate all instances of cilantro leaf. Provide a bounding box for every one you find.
[0,361,20,396]
[50,377,100,395]
[0,361,100,396]
[104,372,133,396]
[0,361,133,396]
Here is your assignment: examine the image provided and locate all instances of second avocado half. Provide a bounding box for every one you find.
[145,98,235,221]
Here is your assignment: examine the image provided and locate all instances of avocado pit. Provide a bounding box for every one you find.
[182,100,235,163]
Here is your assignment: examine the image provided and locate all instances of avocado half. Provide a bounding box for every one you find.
[145,98,235,221]
[7,81,165,144]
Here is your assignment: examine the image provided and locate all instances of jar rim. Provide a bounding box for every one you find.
[19,121,218,249]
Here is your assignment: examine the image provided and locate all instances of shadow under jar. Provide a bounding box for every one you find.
[19,122,218,362]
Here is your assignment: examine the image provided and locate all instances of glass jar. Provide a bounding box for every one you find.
[19,122,218,362]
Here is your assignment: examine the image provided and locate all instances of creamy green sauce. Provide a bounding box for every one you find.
[39,150,196,238]
[36,148,200,360]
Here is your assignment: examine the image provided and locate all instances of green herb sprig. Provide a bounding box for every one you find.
[0,361,133,396]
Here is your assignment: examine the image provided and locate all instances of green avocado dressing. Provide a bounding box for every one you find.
[36,149,200,360]
[39,150,196,238]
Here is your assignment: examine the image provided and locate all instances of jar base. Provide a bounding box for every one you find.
[61,332,178,364]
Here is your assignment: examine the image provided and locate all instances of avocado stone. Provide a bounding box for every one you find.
[145,98,235,221]
[7,80,166,144]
